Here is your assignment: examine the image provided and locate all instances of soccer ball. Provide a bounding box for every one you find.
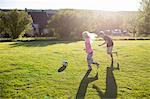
[62,60,68,66]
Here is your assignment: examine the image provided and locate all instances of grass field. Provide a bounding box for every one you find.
[0,40,150,98]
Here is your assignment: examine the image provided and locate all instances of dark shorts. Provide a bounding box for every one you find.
[107,42,113,47]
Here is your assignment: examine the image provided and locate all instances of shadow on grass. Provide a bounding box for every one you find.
[110,60,120,71]
[9,40,79,47]
[76,69,98,99]
[92,60,119,99]
[0,67,22,74]
[58,65,67,72]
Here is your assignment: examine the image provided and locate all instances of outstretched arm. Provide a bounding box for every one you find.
[99,41,106,46]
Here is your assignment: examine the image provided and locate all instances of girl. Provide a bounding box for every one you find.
[82,31,99,70]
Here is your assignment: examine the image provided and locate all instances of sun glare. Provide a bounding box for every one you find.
[0,0,141,11]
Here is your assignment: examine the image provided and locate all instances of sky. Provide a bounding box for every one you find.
[0,0,141,11]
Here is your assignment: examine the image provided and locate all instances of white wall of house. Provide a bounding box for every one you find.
[43,28,49,34]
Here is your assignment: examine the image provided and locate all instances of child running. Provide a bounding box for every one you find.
[82,31,99,70]
[97,31,118,61]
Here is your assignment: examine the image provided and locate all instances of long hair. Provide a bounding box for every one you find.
[82,31,97,43]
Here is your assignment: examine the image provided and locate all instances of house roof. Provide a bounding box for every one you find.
[28,12,48,28]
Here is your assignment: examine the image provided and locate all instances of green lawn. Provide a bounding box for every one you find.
[0,40,150,98]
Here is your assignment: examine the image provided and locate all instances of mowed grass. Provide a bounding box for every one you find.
[0,40,150,98]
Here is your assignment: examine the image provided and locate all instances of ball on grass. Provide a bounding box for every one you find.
[62,60,68,66]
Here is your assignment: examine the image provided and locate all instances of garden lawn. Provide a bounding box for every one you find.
[0,40,150,98]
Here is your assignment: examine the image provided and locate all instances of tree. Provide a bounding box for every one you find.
[48,10,73,39]
[48,9,103,40]
[1,9,32,39]
[138,0,150,36]
[0,12,4,34]
[121,12,138,37]
[48,9,138,40]
[48,9,84,40]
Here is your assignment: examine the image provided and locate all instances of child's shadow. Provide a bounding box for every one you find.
[76,69,98,99]
[110,60,120,71]
[92,60,119,99]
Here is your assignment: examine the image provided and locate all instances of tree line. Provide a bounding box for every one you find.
[0,9,32,40]
[0,0,150,40]
[48,9,138,40]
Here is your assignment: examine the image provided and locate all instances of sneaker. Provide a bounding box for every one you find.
[117,63,120,70]
[116,52,118,56]
[92,84,97,89]
[95,63,100,69]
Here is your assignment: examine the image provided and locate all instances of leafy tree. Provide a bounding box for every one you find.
[121,12,138,37]
[49,10,83,40]
[48,9,103,40]
[0,12,4,34]
[1,9,32,39]
[138,0,150,36]
[48,9,138,40]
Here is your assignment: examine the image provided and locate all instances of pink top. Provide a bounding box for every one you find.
[85,38,93,54]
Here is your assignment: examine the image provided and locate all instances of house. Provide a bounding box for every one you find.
[111,29,129,36]
[27,9,57,37]
[112,29,122,35]
[27,10,48,36]
[0,9,56,37]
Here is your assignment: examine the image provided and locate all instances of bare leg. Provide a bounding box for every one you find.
[107,46,115,60]
[88,65,92,70]
[112,51,118,56]
[110,53,113,61]
[93,62,100,68]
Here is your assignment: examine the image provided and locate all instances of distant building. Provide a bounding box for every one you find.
[0,8,56,37]
[27,9,56,37]
[28,11,48,36]
[112,29,122,35]
[111,29,129,36]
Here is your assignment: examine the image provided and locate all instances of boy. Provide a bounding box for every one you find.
[98,31,117,61]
